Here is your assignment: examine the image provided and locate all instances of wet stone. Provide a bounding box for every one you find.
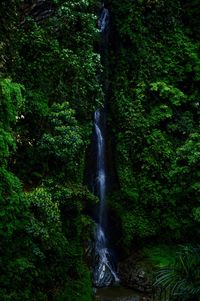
[118,254,153,294]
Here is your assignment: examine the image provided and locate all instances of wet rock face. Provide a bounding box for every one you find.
[118,254,153,294]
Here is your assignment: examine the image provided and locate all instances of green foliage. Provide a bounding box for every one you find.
[15,0,102,119]
[110,191,157,247]
[0,1,21,77]
[40,102,84,179]
[24,187,70,300]
[0,79,24,161]
[10,0,102,186]
[121,211,156,244]
[0,128,15,160]
[0,0,98,299]
[109,0,200,246]
[182,0,200,40]
[193,207,200,222]
[55,266,93,301]
[39,182,94,301]
[0,79,24,127]
[0,181,94,300]
[0,168,25,238]
[143,245,177,268]
[154,245,200,301]
[1,0,200,298]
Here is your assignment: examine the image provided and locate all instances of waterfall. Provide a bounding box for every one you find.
[92,3,119,287]
[93,109,119,287]
[94,110,106,226]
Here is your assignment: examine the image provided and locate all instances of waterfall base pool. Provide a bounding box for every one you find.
[94,286,150,301]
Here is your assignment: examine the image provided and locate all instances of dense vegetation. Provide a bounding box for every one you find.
[155,245,200,301]
[0,0,199,300]
[0,1,99,300]
[109,0,200,248]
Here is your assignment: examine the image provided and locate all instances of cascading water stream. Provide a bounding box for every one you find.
[93,109,119,287]
[92,4,119,286]
[94,110,106,226]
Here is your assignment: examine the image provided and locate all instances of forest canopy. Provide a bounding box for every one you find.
[0,0,199,300]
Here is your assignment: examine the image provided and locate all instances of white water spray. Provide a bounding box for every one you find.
[93,109,119,287]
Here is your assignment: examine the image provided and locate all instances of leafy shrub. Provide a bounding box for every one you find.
[154,245,200,301]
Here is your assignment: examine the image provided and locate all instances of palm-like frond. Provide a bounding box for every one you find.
[154,245,200,301]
